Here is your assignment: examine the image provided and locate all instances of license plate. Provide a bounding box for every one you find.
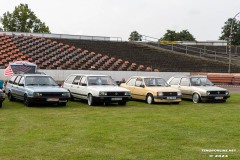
[112,98,122,101]
[215,97,223,100]
[47,98,59,102]
[167,97,176,100]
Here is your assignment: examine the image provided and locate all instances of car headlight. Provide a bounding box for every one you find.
[206,91,210,95]
[157,92,163,96]
[177,91,182,96]
[225,91,229,95]
[33,92,42,97]
[99,91,107,96]
[62,92,70,97]
[125,92,131,96]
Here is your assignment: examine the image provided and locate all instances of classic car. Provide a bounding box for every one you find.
[0,90,4,108]
[63,74,131,106]
[167,75,230,103]
[120,76,182,104]
[5,74,70,106]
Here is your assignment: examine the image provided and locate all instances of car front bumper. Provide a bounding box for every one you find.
[201,95,230,101]
[154,96,182,103]
[28,96,70,104]
[93,96,131,103]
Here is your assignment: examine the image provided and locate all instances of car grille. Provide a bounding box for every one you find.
[163,92,178,96]
[41,93,63,97]
[106,92,125,96]
[209,91,226,95]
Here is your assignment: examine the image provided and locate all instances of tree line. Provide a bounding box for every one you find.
[1,4,240,45]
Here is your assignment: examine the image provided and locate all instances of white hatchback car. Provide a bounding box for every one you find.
[63,74,131,106]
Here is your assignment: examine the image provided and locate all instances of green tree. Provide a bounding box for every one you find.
[0,4,50,33]
[178,30,195,41]
[161,30,178,41]
[161,29,195,41]
[129,31,142,41]
[219,18,240,45]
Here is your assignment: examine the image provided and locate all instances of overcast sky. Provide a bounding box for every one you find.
[1,0,240,41]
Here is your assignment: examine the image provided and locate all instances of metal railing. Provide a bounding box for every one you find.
[140,35,240,65]
[0,31,122,42]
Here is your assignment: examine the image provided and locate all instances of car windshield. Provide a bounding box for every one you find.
[25,76,58,86]
[87,76,116,86]
[144,78,169,87]
[190,77,214,86]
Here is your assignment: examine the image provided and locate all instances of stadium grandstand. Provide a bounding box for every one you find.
[0,32,240,74]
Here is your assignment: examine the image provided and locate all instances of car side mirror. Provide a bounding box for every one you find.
[140,84,145,88]
[19,84,24,87]
[82,83,87,86]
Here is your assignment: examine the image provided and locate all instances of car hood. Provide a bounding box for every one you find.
[191,86,227,92]
[25,86,69,93]
[145,86,180,92]
[88,86,130,92]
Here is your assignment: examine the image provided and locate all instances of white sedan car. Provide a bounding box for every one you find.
[63,74,131,106]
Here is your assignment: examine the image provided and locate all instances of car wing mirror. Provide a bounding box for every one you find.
[82,83,87,86]
[19,84,24,87]
[140,84,145,88]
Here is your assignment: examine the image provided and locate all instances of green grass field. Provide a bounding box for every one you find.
[0,94,239,160]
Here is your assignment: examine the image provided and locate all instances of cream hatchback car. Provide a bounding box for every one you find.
[120,76,182,104]
[167,75,230,103]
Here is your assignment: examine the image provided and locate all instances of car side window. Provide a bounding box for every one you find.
[19,77,25,86]
[80,76,87,86]
[14,76,21,85]
[169,77,181,85]
[9,75,17,84]
[180,78,190,86]
[135,78,143,87]
[126,78,136,86]
[65,75,76,84]
[72,76,82,85]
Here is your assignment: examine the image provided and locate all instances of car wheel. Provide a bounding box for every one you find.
[0,102,2,108]
[87,94,95,106]
[69,93,74,101]
[59,102,67,106]
[8,92,15,101]
[146,94,154,104]
[192,93,201,103]
[24,94,32,107]
[118,101,126,105]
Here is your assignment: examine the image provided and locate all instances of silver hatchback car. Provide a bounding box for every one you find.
[5,74,70,106]
[167,75,230,103]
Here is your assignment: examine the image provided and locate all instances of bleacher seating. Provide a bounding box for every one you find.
[1,34,240,73]
[0,34,155,71]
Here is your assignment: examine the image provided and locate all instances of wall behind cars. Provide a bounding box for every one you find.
[0,69,190,82]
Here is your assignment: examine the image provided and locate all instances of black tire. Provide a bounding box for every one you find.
[0,102,2,108]
[8,92,15,101]
[192,93,201,103]
[69,93,74,101]
[87,94,95,106]
[24,94,32,107]
[118,101,126,106]
[59,102,67,106]
[146,94,154,104]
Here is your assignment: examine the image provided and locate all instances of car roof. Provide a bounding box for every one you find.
[69,74,109,77]
[170,75,207,78]
[130,76,164,79]
[13,74,50,77]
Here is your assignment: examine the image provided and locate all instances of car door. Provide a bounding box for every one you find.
[179,78,192,99]
[133,78,146,100]
[11,76,22,98]
[78,76,88,100]
[64,75,76,92]
[124,78,136,98]
[15,76,25,100]
[70,76,82,98]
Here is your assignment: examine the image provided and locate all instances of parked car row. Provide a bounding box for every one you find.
[1,73,230,107]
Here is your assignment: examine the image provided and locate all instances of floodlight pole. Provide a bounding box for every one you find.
[228,12,240,73]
